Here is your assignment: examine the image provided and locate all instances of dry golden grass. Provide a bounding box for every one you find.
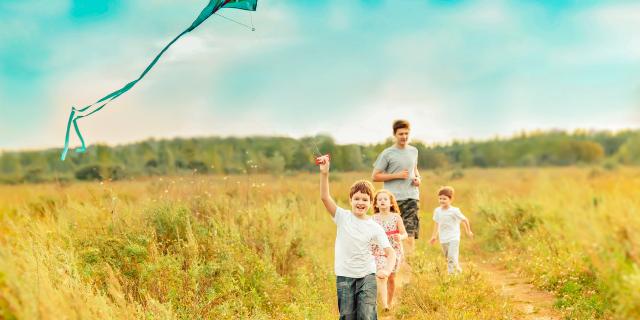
[1,167,638,319]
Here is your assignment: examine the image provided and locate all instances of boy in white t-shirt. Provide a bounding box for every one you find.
[429,186,473,274]
[318,155,396,319]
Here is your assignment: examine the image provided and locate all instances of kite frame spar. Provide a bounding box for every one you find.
[60,0,257,160]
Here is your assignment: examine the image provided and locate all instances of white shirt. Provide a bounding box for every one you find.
[433,206,467,243]
[332,207,392,278]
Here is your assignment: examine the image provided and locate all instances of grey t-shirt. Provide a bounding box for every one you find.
[373,145,420,201]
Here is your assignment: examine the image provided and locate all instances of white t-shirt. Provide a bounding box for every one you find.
[433,206,467,243]
[332,207,392,278]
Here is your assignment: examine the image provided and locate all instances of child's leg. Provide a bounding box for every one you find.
[376,277,388,309]
[442,241,459,274]
[355,274,378,320]
[440,242,454,274]
[374,255,388,308]
[387,272,396,306]
[336,276,357,319]
[449,241,461,273]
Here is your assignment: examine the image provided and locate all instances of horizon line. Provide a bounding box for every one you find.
[2,126,639,154]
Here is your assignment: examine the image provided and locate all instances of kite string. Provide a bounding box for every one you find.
[312,140,323,157]
[214,13,255,31]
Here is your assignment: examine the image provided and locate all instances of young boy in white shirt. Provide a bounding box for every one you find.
[429,186,473,274]
[318,155,396,319]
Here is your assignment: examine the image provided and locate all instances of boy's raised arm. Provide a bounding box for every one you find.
[319,155,337,217]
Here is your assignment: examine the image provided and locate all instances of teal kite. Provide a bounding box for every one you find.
[61,0,258,160]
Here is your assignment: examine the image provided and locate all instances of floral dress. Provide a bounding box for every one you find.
[371,213,403,273]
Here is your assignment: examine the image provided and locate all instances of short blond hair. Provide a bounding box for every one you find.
[438,186,455,199]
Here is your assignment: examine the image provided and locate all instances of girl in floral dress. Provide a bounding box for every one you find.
[371,189,408,311]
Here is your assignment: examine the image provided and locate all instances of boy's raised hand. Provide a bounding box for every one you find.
[318,155,330,173]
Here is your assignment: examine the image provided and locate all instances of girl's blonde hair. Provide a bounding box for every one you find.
[373,189,400,214]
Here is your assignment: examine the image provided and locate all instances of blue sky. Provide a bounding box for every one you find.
[1,0,639,151]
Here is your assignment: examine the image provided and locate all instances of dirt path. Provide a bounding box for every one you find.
[379,261,411,320]
[379,252,560,320]
[475,259,561,320]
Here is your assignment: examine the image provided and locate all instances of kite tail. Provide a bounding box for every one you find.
[58,28,189,161]
[60,107,77,160]
[59,0,257,160]
[61,107,95,160]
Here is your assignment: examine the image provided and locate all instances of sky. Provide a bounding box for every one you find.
[1,0,639,151]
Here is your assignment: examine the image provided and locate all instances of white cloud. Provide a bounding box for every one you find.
[318,78,453,145]
[558,2,640,64]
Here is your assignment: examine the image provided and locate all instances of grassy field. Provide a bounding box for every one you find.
[1,167,638,319]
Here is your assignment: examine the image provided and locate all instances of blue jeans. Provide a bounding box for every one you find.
[336,274,378,320]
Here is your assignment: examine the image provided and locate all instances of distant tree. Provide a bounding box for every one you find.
[4,129,640,185]
[576,141,604,163]
[75,165,103,181]
[341,145,365,171]
[263,152,286,175]
[288,145,313,171]
[616,134,640,164]
[23,168,45,183]
[108,165,127,181]
[95,144,114,164]
[420,148,448,169]
[459,146,474,168]
[157,143,175,174]
[0,153,22,176]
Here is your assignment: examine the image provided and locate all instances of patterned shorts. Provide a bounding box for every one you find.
[397,199,420,239]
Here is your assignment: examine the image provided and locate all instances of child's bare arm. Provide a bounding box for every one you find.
[377,247,396,279]
[462,218,474,237]
[429,222,439,244]
[319,155,337,217]
[396,214,409,240]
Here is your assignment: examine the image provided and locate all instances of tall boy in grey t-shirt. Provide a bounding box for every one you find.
[372,120,422,255]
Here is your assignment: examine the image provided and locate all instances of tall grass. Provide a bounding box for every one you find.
[0,175,337,319]
[1,168,638,319]
[428,167,640,319]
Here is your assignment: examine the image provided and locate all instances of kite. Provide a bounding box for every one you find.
[60,0,258,160]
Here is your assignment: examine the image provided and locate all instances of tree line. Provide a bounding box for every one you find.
[1,129,640,184]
